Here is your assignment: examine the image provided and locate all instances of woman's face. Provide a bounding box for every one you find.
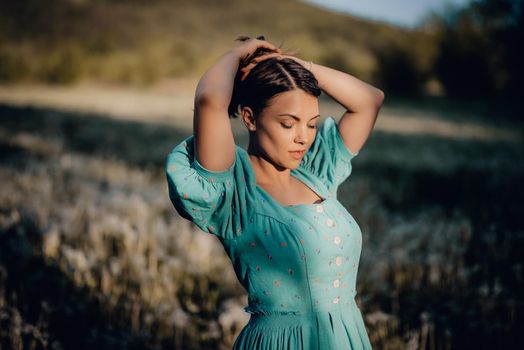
[245,89,320,170]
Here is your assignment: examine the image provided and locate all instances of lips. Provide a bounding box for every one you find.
[289,150,306,159]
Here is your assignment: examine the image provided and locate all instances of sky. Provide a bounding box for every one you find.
[303,0,473,28]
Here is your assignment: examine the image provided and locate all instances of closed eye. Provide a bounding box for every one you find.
[281,123,317,129]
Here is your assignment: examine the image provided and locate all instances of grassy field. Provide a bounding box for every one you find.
[0,95,522,349]
[1,0,522,348]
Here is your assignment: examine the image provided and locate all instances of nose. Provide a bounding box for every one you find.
[294,125,310,144]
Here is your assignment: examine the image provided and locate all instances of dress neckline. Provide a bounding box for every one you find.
[243,150,329,209]
[255,177,329,209]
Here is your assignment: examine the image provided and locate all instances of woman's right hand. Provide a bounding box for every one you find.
[230,36,281,62]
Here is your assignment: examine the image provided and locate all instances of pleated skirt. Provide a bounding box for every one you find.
[232,298,372,350]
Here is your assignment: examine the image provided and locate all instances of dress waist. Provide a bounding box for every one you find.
[246,297,359,319]
[244,289,358,316]
[233,294,373,349]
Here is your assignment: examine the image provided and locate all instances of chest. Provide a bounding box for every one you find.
[236,197,363,267]
[256,176,324,207]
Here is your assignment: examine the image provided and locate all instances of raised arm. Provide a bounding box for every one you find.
[307,62,384,155]
[193,38,281,172]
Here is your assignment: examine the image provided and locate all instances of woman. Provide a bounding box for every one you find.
[166,35,384,349]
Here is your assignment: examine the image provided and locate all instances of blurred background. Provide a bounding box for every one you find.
[0,0,522,349]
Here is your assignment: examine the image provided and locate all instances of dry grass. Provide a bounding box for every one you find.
[0,83,521,143]
[0,131,249,349]
[0,101,521,348]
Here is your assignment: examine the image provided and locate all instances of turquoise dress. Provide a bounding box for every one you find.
[166,116,372,349]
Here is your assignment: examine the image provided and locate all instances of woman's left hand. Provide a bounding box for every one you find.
[239,51,308,81]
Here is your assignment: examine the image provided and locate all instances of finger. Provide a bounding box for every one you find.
[239,51,284,81]
[240,59,270,74]
[247,38,281,55]
[258,40,280,52]
[240,65,257,80]
[240,70,250,81]
[252,52,282,63]
[241,52,282,76]
[283,50,299,57]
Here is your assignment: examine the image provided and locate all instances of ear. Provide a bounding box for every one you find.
[241,106,256,131]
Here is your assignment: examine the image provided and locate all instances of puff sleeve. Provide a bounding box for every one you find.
[165,136,256,240]
[299,116,359,192]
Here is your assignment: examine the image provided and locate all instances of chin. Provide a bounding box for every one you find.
[274,156,302,170]
[288,161,302,170]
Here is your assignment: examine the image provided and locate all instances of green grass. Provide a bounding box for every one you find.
[0,0,434,88]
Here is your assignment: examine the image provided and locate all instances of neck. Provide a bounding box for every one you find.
[247,145,291,187]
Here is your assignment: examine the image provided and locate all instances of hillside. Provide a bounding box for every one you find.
[0,0,435,88]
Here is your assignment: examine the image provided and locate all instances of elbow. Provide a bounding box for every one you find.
[373,88,385,108]
[361,88,384,112]
[195,93,214,108]
[195,92,229,111]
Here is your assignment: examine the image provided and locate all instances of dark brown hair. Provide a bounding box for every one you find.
[228,35,322,119]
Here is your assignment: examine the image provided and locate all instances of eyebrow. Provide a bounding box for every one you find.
[277,114,320,121]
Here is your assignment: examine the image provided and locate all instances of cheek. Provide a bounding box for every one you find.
[271,129,295,150]
[258,128,293,158]
[261,124,287,143]
[309,129,317,144]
